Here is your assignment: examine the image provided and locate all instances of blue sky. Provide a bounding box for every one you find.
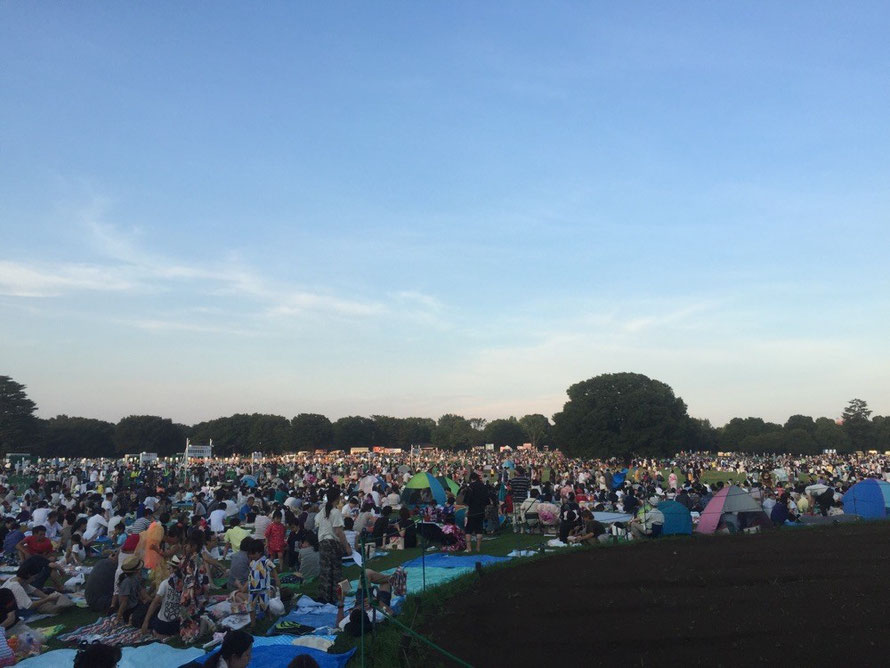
[2,3,888,426]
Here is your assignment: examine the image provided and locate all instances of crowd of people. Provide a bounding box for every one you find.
[0,446,887,665]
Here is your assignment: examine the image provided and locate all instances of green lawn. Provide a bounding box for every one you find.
[38,530,549,655]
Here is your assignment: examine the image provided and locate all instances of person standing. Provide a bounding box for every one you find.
[509,467,530,533]
[463,472,489,553]
[314,487,350,604]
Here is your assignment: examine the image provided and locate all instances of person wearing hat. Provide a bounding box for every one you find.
[140,557,182,638]
[115,555,151,627]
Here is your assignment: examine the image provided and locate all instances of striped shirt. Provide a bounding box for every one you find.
[510,475,530,502]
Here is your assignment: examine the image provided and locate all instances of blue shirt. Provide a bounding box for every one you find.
[3,530,24,554]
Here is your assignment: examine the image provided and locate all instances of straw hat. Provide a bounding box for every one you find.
[121,556,144,573]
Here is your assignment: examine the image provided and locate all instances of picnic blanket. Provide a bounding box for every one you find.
[187,644,355,668]
[57,616,155,646]
[268,595,352,633]
[18,643,205,668]
[400,553,510,569]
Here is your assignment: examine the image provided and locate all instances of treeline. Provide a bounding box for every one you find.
[17,409,555,458]
[3,374,890,459]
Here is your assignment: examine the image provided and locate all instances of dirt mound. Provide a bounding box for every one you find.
[422,522,890,667]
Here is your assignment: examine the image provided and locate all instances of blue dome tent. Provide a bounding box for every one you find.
[656,500,693,536]
[842,479,890,519]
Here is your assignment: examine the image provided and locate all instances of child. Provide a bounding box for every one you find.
[64,533,86,566]
[243,539,279,629]
[264,510,286,568]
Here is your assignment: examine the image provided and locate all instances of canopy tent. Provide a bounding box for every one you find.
[436,476,460,496]
[656,500,693,536]
[400,472,446,507]
[842,479,890,519]
[696,485,767,535]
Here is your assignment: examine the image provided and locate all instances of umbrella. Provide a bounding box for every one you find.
[805,483,829,496]
[397,465,410,474]
[241,475,258,488]
[503,460,515,469]
[436,476,460,496]
[400,472,446,506]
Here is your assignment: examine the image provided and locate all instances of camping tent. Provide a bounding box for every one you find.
[696,485,768,534]
[400,472,446,507]
[842,479,890,519]
[656,500,693,536]
[436,476,460,496]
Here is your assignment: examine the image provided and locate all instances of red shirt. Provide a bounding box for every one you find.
[22,535,52,555]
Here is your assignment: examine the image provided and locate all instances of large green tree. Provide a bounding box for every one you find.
[519,414,552,448]
[842,398,874,451]
[332,416,376,450]
[483,418,527,448]
[114,415,187,456]
[39,415,116,458]
[433,414,480,450]
[291,413,334,451]
[552,372,692,458]
[0,376,39,454]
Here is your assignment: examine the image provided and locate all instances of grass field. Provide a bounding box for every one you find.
[37,529,549,658]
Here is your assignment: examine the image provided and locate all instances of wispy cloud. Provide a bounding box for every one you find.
[0,260,137,297]
[2,207,440,327]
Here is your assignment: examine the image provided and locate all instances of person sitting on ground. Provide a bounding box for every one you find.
[397,507,417,548]
[84,556,117,613]
[2,522,25,564]
[1,558,74,614]
[115,555,152,627]
[74,643,122,668]
[568,509,607,545]
[334,568,396,637]
[140,563,182,639]
[295,532,320,580]
[227,536,252,591]
[16,525,53,562]
[440,515,466,552]
[223,517,251,560]
[352,502,376,549]
[370,506,398,548]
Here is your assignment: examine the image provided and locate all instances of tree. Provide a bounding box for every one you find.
[519,414,551,448]
[291,414,333,451]
[114,415,186,456]
[432,414,479,450]
[0,376,39,454]
[784,415,816,433]
[718,418,782,452]
[39,415,116,458]
[332,416,376,450]
[842,398,874,451]
[483,418,526,448]
[247,414,291,453]
[687,418,718,452]
[813,417,852,454]
[396,417,435,448]
[551,373,692,458]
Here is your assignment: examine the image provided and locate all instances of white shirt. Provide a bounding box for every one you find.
[315,507,344,543]
[253,515,272,539]
[30,508,50,527]
[143,497,158,511]
[209,509,227,533]
[84,514,108,541]
[1,579,34,610]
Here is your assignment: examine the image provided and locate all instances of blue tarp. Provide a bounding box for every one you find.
[657,500,693,535]
[400,553,510,569]
[188,645,355,668]
[611,468,629,489]
[20,644,204,668]
[842,479,890,519]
